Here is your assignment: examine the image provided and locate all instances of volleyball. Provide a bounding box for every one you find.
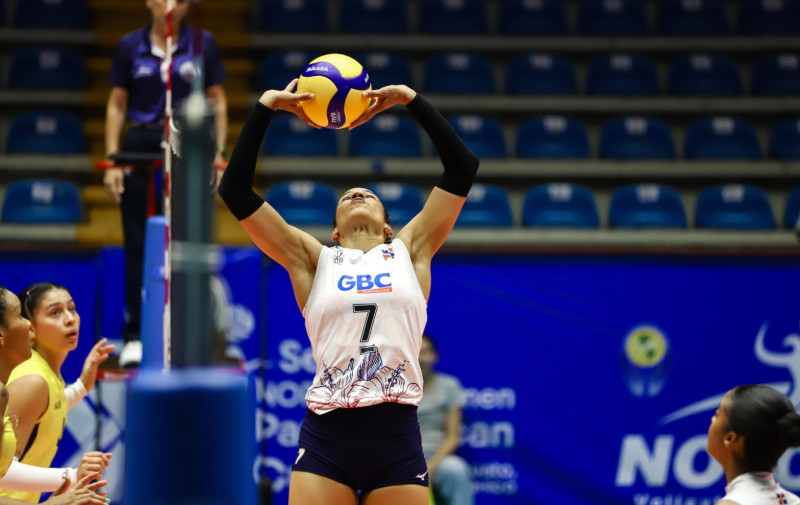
[297,53,372,129]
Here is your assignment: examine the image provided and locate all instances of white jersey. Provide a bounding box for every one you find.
[303,239,427,414]
[722,472,800,505]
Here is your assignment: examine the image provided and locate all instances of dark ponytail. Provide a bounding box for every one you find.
[18,282,68,320]
[726,384,800,472]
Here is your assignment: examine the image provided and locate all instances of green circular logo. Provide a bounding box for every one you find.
[624,326,668,368]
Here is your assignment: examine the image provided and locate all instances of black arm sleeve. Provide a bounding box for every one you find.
[406,94,479,197]
[217,102,274,220]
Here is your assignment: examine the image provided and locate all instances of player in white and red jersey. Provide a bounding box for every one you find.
[708,384,800,505]
[218,80,479,505]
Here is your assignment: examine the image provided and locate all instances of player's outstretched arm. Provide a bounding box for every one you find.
[395,93,479,264]
[218,80,323,304]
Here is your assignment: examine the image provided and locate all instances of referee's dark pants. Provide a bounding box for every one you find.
[120,124,164,344]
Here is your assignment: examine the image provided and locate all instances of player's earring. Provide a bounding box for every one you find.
[332,233,340,246]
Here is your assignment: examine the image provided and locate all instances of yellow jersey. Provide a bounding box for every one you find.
[0,351,66,503]
[0,403,16,479]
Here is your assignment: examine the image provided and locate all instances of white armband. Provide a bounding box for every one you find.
[65,378,88,410]
[0,458,77,491]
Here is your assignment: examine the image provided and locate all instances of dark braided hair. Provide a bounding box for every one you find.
[725,384,800,472]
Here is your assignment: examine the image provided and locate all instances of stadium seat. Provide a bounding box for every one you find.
[522,183,599,228]
[516,116,590,159]
[339,0,408,33]
[751,54,800,96]
[265,181,338,226]
[577,0,649,36]
[356,52,414,88]
[423,53,495,95]
[9,48,86,89]
[599,117,676,160]
[13,0,87,29]
[259,0,328,32]
[586,54,660,96]
[657,0,729,35]
[769,119,800,160]
[505,54,577,95]
[264,115,338,156]
[695,184,776,229]
[363,182,424,226]
[348,115,421,157]
[7,112,84,154]
[668,54,743,96]
[608,184,687,228]
[260,51,314,91]
[498,0,569,35]
[418,0,488,34]
[1,179,82,223]
[455,184,513,227]
[447,116,506,158]
[684,117,761,160]
[784,187,800,229]
[737,0,800,35]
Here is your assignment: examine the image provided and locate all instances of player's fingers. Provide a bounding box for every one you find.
[85,479,108,492]
[294,108,321,129]
[74,472,102,489]
[284,78,299,92]
[295,92,314,102]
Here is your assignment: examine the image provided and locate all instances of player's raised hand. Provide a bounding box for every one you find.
[259,79,318,128]
[348,85,417,129]
[79,338,115,393]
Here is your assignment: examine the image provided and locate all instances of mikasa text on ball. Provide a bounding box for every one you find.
[297,53,372,129]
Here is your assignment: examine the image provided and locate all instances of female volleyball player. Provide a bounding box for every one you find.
[708,384,800,505]
[219,80,478,505]
[0,283,113,503]
[0,285,109,504]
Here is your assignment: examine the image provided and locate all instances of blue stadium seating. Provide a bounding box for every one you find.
[751,54,800,96]
[586,54,660,96]
[609,184,687,228]
[264,115,338,156]
[1,179,82,223]
[423,53,495,95]
[447,116,506,158]
[668,54,743,96]
[13,0,87,28]
[265,181,338,226]
[418,0,488,34]
[737,0,800,35]
[657,0,729,35]
[506,54,577,95]
[339,0,408,33]
[348,115,421,157]
[695,184,776,229]
[9,48,86,89]
[356,52,414,88]
[455,184,513,227]
[516,116,590,159]
[577,0,649,35]
[498,0,569,35]
[364,182,424,226]
[7,112,84,154]
[769,119,800,160]
[260,51,313,91]
[684,117,762,160]
[522,183,599,228]
[599,117,676,160]
[259,0,328,32]
[784,187,800,229]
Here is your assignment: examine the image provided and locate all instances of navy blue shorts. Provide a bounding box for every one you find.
[292,403,429,492]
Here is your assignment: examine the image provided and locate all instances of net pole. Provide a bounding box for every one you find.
[162,0,175,370]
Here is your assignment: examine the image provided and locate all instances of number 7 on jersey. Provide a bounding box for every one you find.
[353,303,377,354]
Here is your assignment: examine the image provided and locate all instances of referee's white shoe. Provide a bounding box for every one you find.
[119,340,142,369]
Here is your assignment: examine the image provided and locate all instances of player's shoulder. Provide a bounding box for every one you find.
[118,26,147,48]
[434,372,463,390]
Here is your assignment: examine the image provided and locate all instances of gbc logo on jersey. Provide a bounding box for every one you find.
[337,274,392,294]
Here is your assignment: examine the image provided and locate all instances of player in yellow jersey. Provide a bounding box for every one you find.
[0,283,113,503]
[0,284,109,505]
